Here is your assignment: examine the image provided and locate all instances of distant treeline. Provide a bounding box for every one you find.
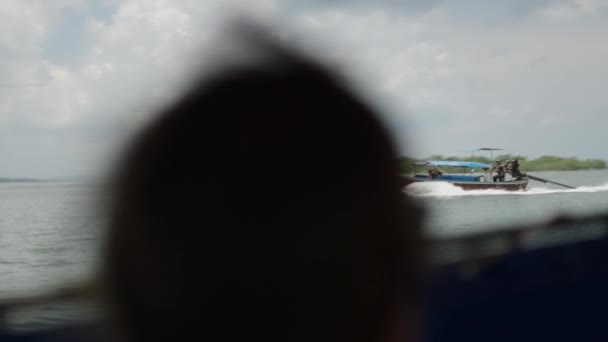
[0,178,42,183]
[399,155,607,173]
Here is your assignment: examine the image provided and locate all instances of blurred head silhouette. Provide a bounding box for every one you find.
[102,24,424,342]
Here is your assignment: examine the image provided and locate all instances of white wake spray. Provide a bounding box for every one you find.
[404,181,608,198]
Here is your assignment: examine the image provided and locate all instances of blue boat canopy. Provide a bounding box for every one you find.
[414,160,492,169]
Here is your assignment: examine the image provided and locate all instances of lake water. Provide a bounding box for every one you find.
[0,182,104,330]
[1,170,608,330]
[406,170,608,237]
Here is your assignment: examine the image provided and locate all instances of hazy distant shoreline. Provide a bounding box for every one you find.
[0,178,43,183]
[0,176,99,184]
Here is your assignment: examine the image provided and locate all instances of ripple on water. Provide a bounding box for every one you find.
[0,182,102,329]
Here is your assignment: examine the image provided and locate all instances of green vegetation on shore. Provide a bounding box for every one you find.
[398,155,607,174]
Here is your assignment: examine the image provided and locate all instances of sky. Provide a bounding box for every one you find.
[1,0,607,178]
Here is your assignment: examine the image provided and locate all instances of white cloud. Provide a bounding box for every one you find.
[540,0,606,20]
[0,0,278,177]
[1,0,608,177]
[284,3,608,158]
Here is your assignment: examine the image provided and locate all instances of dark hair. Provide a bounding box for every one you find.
[102,31,423,342]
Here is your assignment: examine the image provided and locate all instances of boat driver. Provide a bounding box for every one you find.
[492,160,506,182]
[509,159,525,180]
[428,166,443,179]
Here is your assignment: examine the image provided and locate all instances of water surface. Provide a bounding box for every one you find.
[1,170,608,329]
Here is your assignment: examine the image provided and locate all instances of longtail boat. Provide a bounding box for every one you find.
[400,160,528,191]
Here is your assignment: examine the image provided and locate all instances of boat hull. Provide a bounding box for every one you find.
[400,176,528,191]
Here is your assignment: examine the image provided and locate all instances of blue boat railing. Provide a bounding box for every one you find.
[425,213,608,342]
[414,174,484,182]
